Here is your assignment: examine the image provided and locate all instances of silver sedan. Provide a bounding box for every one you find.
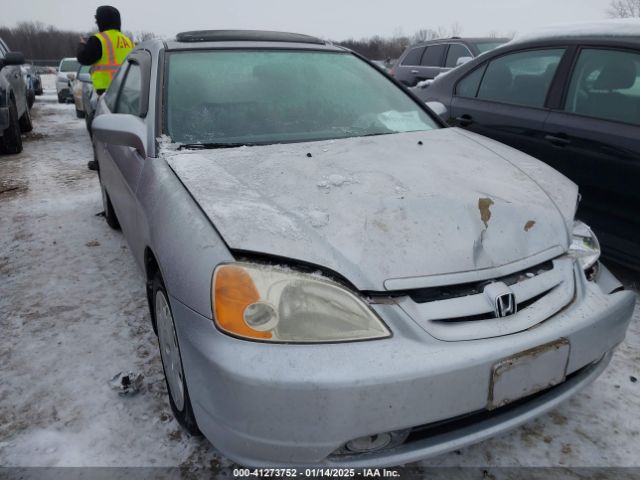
[91,30,635,467]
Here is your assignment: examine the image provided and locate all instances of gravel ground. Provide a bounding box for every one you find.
[0,76,639,476]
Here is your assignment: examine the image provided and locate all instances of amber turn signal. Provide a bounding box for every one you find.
[213,265,272,339]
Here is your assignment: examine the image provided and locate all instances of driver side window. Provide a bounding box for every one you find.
[115,63,141,116]
[103,63,129,111]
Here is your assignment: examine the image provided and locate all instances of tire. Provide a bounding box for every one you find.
[76,109,85,119]
[19,103,33,133]
[27,91,35,109]
[98,169,120,229]
[0,99,23,155]
[57,92,65,103]
[153,274,200,435]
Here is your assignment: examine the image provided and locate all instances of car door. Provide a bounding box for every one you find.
[395,46,425,86]
[449,47,567,161]
[98,56,147,246]
[542,47,640,262]
[415,44,448,83]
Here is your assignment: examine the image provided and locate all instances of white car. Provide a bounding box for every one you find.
[55,57,80,103]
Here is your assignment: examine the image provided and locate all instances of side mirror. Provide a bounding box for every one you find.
[78,72,92,83]
[0,52,25,69]
[426,101,448,120]
[92,113,147,157]
[456,56,473,67]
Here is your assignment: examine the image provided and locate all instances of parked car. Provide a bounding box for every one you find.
[90,30,634,467]
[27,64,42,95]
[418,20,640,269]
[21,64,43,98]
[20,65,35,109]
[392,37,509,87]
[72,65,92,118]
[56,57,80,103]
[0,38,32,154]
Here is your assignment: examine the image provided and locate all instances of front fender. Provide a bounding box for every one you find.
[136,156,234,318]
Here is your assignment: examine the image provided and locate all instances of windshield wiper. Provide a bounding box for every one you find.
[178,142,255,150]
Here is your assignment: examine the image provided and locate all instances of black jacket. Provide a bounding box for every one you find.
[77,6,122,66]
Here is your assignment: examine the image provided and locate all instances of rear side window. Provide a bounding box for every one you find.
[401,47,424,66]
[421,45,447,67]
[564,48,640,126]
[456,64,488,97]
[445,44,473,68]
[476,49,565,108]
[115,63,141,116]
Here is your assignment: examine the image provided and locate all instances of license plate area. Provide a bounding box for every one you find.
[488,339,570,410]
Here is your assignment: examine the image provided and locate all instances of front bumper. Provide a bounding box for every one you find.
[171,263,634,467]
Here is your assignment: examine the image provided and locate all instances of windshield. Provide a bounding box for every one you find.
[60,59,80,72]
[165,50,438,146]
[474,41,507,53]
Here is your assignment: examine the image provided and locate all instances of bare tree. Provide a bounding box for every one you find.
[450,22,462,37]
[412,28,438,43]
[607,0,640,17]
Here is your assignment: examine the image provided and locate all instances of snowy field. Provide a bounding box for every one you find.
[1,75,639,476]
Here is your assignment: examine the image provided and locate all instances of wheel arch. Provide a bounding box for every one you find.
[144,246,161,333]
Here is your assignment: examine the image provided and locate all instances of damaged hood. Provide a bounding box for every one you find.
[165,128,577,291]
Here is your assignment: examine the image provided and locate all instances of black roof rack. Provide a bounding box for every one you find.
[175,30,325,45]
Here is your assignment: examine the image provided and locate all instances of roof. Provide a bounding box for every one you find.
[174,30,325,45]
[413,37,510,46]
[510,19,640,45]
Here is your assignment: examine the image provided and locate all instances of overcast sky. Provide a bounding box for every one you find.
[6,0,612,40]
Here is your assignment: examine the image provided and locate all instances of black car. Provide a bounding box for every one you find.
[418,24,640,268]
[0,38,32,154]
[392,37,508,87]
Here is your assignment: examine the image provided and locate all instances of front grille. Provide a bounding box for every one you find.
[395,257,576,341]
[432,287,554,323]
[407,261,553,304]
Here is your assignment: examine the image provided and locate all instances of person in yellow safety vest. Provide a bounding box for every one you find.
[77,6,134,94]
[77,6,134,170]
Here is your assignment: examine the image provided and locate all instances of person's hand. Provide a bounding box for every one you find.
[79,36,87,44]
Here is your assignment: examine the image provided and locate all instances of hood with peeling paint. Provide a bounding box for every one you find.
[165,128,576,291]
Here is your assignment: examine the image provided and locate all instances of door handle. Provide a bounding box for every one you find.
[410,69,419,74]
[455,114,474,127]
[545,134,571,147]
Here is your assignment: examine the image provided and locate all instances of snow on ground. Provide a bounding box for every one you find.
[0,75,639,474]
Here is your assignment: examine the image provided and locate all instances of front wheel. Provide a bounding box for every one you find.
[153,274,200,435]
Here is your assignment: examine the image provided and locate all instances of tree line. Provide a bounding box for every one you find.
[2,1,637,65]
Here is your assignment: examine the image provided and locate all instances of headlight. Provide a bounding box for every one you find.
[212,263,391,343]
[569,220,600,270]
